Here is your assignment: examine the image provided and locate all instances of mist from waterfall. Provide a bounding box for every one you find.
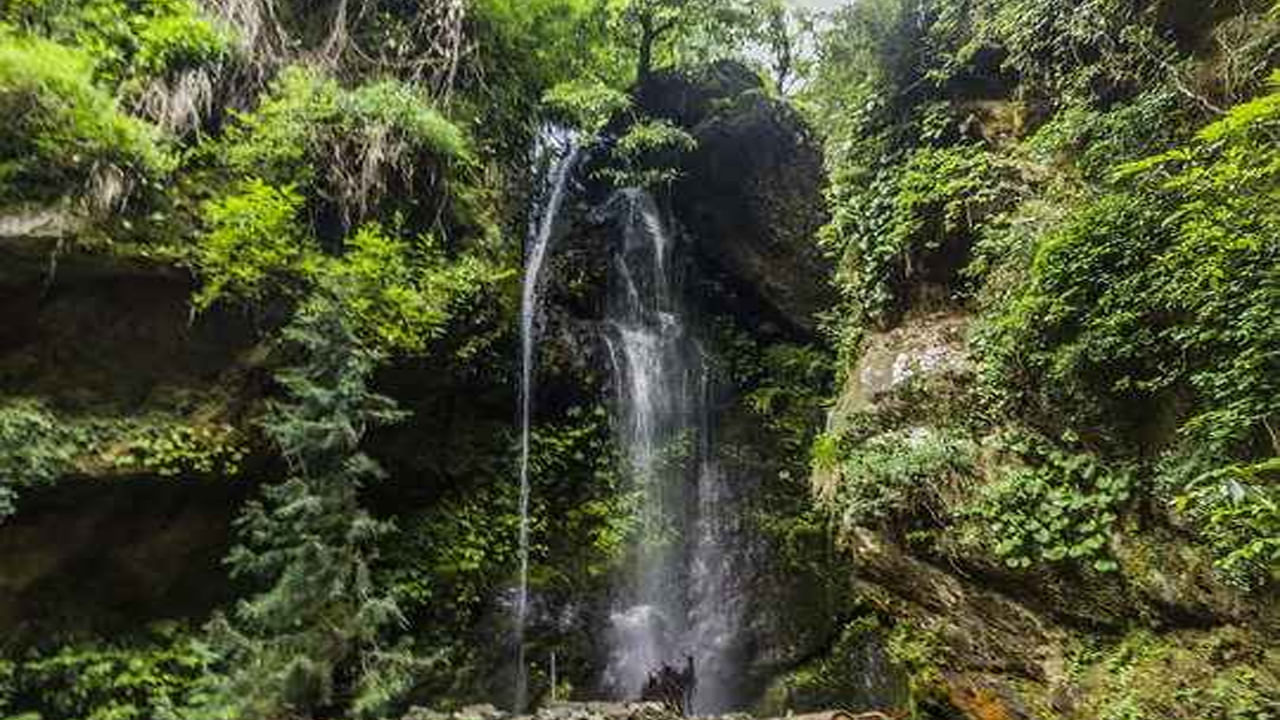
[601,189,745,713]
[515,127,578,712]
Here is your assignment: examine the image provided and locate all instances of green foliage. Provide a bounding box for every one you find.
[763,616,907,713]
[742,343,832,455]
[617,0,789,80]
[0,400,77,519]
[106,421,245,478]
[821,427,976,535]
[385,482,519,630]
[599,117,696,187]
[966,430,1132,571]
[1025,86,1187,179]
[932,0,1171,104]
[0,398,248,519]
[1067,628,1280,720]
[528,405,630,583]
[195,187,495,353]
[820,143,1020,326]
[972,192,1171,437]
[194,292,419,719]
[543,79,631,135]
[972,75,1280,581]
[0,28,165,205]
[3,0,232,85]
[713,323,833,457]
[884,620,946,713]
[378,403,626,700]
[1120,73,1280,462]
[1,624,207,720]
[1176,459,1280,589]
[193,67,500,354]
[324,224,494,354]
[193,179,308,308]
[132,7,232,78]
[465,0,627,154]
[219,66,469,223]
[806,0,1278,345]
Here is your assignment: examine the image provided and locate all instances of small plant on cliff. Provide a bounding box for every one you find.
[599,117,696,188]
[0,623,207,720]
[821,426,977,535]
[1175,458,1280,589]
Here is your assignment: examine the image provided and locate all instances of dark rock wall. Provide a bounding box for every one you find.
[0,218,264,641]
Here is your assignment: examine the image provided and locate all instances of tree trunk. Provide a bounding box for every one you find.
[638,13,656,81]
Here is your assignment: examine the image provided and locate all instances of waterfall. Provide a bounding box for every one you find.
[516,128,578,712]
[602,189,744,713]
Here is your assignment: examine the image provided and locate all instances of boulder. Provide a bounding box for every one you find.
[632,63,835,338]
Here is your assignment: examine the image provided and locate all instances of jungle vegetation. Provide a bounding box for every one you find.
[0,0,1276,718]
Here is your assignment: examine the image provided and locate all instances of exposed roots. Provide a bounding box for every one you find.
[308,0,468,100]
[131,67,221,137]
[327,122,442,232]
[84,163,131,216]
[200,0,469,102]
[205,0,290,74]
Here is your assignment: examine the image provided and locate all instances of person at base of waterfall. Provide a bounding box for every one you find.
[641,655,696,715]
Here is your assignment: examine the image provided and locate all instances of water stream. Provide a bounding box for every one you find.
[601,189,743,713]
[516,128,579,712]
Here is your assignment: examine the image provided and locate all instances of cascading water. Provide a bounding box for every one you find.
[601,189,745,713]
[515,128,579,712]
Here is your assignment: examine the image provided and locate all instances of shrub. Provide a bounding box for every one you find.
[221,66,470,228]
[1175,458,1280,589]
[193,179,309,309]
[133,7,233,78]
[543,78,631,134]
[3,0,232,84]
[2,624,208,720]
[598,117,696,187]
[322,222,493,353]
[822,426,977,534]
[0,400,76,519]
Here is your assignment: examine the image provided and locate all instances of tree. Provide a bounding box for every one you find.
[621,0,750,80]
[625,0,692,80]
[194,290,421,719]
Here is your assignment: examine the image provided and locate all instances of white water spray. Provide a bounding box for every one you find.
[516,128,579,711]
[601,189,746,712]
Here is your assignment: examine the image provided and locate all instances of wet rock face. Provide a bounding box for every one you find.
[636,63,835,339]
